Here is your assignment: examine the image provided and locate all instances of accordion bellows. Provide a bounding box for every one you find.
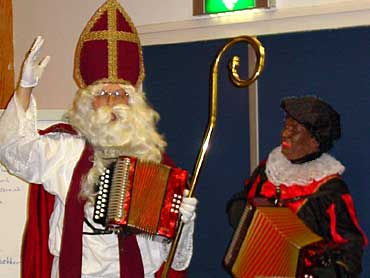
[224,204,323,278]
[93,156,188,238]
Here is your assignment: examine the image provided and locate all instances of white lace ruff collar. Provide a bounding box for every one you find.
[265,146,345,186]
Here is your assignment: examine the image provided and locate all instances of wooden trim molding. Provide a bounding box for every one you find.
[0,0,15,108]
[193,0,203,15]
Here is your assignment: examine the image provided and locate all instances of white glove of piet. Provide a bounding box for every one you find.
[20,36,50,88]
[179,189,198,224]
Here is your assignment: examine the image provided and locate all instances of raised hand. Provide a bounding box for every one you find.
[20,36,50,88]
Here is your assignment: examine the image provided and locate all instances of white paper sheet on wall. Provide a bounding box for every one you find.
[0,120,60,278]
[0,162,27,276]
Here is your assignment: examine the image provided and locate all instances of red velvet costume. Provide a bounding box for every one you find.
[227,157,367,276]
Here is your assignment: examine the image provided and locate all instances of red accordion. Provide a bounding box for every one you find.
[224,201,324,278]
[93,156,188,238]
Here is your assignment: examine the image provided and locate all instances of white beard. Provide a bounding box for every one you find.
[65,85,167,201]
[82,104,162,160]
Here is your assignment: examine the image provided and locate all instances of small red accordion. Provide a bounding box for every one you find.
[224,202,324,278]
[93,156,188,238]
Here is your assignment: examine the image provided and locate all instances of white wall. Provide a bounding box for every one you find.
[12,0,370,109]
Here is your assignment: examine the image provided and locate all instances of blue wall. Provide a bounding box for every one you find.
[143,26,370,277]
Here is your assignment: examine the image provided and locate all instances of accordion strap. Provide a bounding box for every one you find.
[83,217,113,235]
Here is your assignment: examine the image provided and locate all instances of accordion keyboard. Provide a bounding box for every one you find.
[92,156,188,238]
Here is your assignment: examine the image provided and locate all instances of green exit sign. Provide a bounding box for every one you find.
[193,0,273,15]
[205,0,256,14]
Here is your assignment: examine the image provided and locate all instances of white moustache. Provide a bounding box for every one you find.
[92,104,130,124]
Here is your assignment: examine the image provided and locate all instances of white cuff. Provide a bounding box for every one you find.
[160,221,194,271]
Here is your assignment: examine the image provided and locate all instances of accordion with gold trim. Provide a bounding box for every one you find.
[93,156,188,238]
[224,201,324,278]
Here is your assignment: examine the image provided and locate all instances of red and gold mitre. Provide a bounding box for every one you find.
[74,0,144,88]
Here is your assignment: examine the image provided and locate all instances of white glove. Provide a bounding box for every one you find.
[20,36,50,88]
[179,189,198,224]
